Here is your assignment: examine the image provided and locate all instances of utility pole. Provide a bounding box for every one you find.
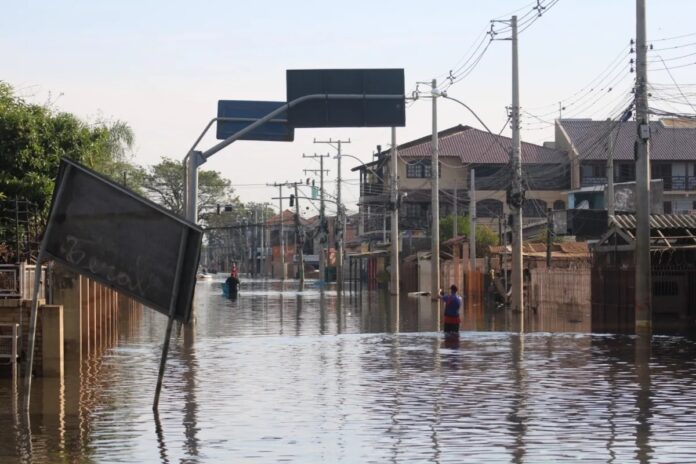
[293,182,305,291]
[267,183,286,280]
[314,138,351,293]
[253,208,258,277]
[635,0,652,335]
[509,15,524,315]
[469,169,476,273]
[431,78,440,299]
[390,127,400,296]
[261,206,266,277]
[546,208,553,268]
[607,126,616,219]
[303,154,330,284]
[453,184,458,238]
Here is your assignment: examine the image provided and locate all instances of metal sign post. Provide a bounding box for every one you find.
[153,228,190,410]
[22,165,72,411]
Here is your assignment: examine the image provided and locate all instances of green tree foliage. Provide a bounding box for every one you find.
[141,156,240,224]
[0,81,136,207]
[440,214,500,256]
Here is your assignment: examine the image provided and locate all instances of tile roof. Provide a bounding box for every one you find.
[559,119,696,161]
[266,209,310,226]
[383,124,566,164]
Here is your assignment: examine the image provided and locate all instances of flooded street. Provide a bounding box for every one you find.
[2,277,696,463]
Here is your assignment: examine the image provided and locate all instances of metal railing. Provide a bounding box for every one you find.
[0,324,19,365]
[665,175,696,191]
[0,262,46,299]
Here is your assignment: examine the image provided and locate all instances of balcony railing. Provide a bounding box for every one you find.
[664,175,696,191]
[360,183,386,196]
[580,176,608,187]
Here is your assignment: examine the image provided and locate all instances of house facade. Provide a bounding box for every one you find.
[556,118,696,214]
[354,124,570,245]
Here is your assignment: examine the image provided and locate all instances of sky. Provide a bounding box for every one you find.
[3,0,695,216]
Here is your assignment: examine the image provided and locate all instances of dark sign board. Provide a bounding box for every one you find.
[45,159,202,323]
[216,100,294,141]
[566,209,609,239]
[286,69,405,128]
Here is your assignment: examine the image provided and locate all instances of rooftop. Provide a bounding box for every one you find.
[558,119,696,161]
[389,124,566,164]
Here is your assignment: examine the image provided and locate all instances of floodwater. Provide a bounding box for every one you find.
[2,277,696,463]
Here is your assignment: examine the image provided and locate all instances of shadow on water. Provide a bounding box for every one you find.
[2,276,696,462]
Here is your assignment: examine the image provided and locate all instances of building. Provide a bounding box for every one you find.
[592,213,696,334]
[556,118,696,214]
[265,209,310,278]
[354,124,570,246]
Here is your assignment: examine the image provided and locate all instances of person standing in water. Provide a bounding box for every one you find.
[440,285,462,335]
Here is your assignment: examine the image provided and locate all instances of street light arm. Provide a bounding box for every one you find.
[339,153,386,183]
[441,95,499,139]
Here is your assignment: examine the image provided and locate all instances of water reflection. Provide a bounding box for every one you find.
[1,278,696,462]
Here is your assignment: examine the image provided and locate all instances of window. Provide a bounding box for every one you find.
[522,199,548,218]
[406,161,422,178]
[477,199,504,218]
[404,202,427,218]
[664,201,673,214]
[405,160,441,178]
[617,163,635,182]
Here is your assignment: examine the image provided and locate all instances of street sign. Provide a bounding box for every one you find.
[217,100,295,141]
[286,69,406,128]
[44,159,202,324]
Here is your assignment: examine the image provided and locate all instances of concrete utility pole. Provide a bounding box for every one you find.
[314,138,351,293]
[303,154,330,284]
[469,169,476,273]
[261,206,266,277]
[267,183,286,280]
[510,15,524,314]
[431,78,441,299]
[293,182,305,291]
[635,0,652,335]
[185,151,204,223]
[390,127,400,296]
[253,208,258,277]
[607,125,616,219]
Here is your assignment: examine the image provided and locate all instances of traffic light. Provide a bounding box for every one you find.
[289,194,295,207]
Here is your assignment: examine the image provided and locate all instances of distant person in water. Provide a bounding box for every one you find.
[226,267,240,296]
[440,285,462,335]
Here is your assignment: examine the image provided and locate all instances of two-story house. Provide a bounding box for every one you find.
[354,124,570,244]
[556,118,696,214]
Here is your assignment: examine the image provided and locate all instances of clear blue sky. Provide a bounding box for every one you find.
[3,0,695,212]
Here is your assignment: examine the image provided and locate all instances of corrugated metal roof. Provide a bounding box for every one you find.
[386,124,566,164]
[559,119,696,161]
[611,213,696,230]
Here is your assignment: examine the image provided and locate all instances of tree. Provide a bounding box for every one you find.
[440,214,500,256]
[0,81,137,208]
[141,156,239,224]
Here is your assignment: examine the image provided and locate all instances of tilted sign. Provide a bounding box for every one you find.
[45,159,202,323]
[286,68,405,128]
[217,100,294,141]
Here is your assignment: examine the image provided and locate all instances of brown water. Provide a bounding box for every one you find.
[2,277,696,463]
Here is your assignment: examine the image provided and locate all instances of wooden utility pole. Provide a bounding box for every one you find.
[314,138,350,293]
[303,154,330,284]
